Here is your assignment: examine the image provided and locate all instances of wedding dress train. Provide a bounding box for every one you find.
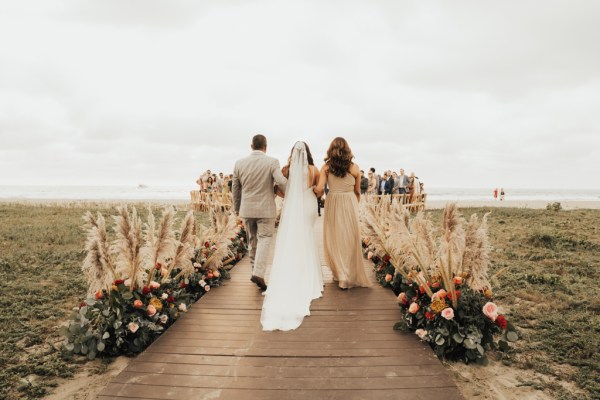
[260,142,324,331]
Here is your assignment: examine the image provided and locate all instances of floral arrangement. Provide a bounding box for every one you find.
[61,206,247,360]
[361,201,518,364]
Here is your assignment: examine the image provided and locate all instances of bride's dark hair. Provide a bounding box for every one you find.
[324,137,353,177]
[288,141,314,166]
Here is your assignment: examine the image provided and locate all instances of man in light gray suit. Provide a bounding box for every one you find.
[232,134,287,291]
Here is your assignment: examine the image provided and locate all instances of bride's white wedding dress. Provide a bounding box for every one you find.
[260,142,324,331]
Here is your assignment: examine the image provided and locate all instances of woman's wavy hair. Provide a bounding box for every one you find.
[288,142,314,166]
[324,137,354,178]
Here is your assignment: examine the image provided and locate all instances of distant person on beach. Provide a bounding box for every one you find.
[384,171,394,195]
[367,170,377,194]
[493,188,498,200]
[370,168,380,194]
[500,188,505,201]
[378,172,387,195]
[391,172,400,194]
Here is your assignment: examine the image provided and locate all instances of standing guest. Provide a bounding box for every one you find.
[228,174,233,192]
[360,170,369,195]
[500,188,505,201]
[493,188,498,200]
[384,171,394,195]
[195,174,204,191]
[370,168,380,194]
[314,137,370,290]
[203,170,211,190]
[206,176,214,193]
[216,172,225,193]
[397,169,410,194]
[409,172,420,204]
[378,172,388,195]
[367,171,377,194]
[391,172,400,194]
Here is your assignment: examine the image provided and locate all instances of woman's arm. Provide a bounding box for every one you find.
[312,165,320,187]
[313,165,328,197]
[352,164,361,202]
[282,165,289,179]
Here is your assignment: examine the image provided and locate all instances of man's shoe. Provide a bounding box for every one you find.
[250,275,268,291]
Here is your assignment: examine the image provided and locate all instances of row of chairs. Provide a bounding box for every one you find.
[190,191,232,212]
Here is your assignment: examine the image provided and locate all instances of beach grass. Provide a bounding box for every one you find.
[0,204,208,399]
[0,204,598,399]
[427,206,600,399]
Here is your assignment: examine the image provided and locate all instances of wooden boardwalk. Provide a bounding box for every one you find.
[99,219,462,400]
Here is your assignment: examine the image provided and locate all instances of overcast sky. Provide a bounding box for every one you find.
[1,0,599,189]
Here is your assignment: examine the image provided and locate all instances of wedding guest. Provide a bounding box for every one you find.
[360,170,369,195]
[367,171,377,194]
[370,167,380,194]
[384,172,394,195]
[314,137,371,290]
[391,172,400,195]
[409,172,421,204]
[378,172,388,195]
[500,188,505,201]
[206,176,214,193]
[397,168,410,194]
[216,172,225,193]
[493,188,498,200]
[228,174,233,192]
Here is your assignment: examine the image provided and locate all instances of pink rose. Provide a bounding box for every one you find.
[433,289,447,300]
[441,308,454,320]
[124,279,131,287]
[133,300,143,309]
[161,293,168,300]
[160,268,168,277]
[367,251,374,260]
[213,270,220,278]
[482,302,498,321]
[397,292,408,304]
[147,305,157,317]
[204,285,211,292]
[415,329,428,339]
[385,274,393,282]
[150,281,160,290]
[408,302,420,314]
[128,322,139,333]
[178,303,187,312]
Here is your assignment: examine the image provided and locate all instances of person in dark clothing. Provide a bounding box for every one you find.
[359,170,368,195]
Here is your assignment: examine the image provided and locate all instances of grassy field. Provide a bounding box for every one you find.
[427,207,600,399]
[0,204,598,399]
[0,204,208,400]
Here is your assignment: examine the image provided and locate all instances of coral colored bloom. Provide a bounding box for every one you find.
[204,285,211,292]
[207,273,214,279]
[441,308,455,320]
[213,270,220,278]
[147,305,157,317]
[495,315,508,330]
[95,291,103,300]
[434,289,447,299]
[150,281,160,290]
[133,300,143,309]
[124,279,131,287]
[178,303,187,312]
[484,289,493,298]
[454,276,463,285]
[408,302,420,314]
[483,302,498,321]
[128,322,139,333]
[432,282,441,289]
[385,274,393,282]
[397,292,408,304]
[160,268,169,277]
[419,286,426,294]
[454,290,461,300]
[367,251,374,260]
[415,329,428,339]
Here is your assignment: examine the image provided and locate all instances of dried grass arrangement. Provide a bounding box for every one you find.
[361,200,518,363]
[64,206,247,360]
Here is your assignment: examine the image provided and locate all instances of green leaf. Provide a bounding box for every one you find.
[102,309,110,317]
[498,340,509,352]
[97,342,106,352]
[81,344,88,354]
[435,335,445,346]
[65,343,75,351]
[463,338,477,349]
[452,333,464,343]
[476,344,485,355]
[59,326,69,337]
[102,331,110,340]
[506,331,518,342]
[393,321,408,331]
[122,292,133,300]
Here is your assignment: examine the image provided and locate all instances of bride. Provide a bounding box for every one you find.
[260,141,324,331]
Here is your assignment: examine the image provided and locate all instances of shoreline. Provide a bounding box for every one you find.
[1,198,599,210]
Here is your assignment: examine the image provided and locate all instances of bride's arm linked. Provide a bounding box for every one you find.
[313,165,328,198]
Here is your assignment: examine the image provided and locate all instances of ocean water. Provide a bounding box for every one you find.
[0,186,598,202]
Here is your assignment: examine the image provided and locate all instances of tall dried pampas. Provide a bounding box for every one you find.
[112,206,143,290]
[142,207,177,287]
[82,212,115,296]
[165,210,196,281]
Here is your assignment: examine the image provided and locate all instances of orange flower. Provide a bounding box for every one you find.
[385,274,393,282]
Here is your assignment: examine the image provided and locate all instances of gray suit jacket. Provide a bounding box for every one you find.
[233,150,287,219]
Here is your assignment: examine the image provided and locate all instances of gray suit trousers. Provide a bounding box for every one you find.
[244,217,275,278]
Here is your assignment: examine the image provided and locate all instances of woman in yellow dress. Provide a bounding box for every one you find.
[314,137,371,290]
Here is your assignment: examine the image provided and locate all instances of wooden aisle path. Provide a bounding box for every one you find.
[99,219,462,400]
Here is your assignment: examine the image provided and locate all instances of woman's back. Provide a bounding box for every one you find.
[327,172,355,194]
